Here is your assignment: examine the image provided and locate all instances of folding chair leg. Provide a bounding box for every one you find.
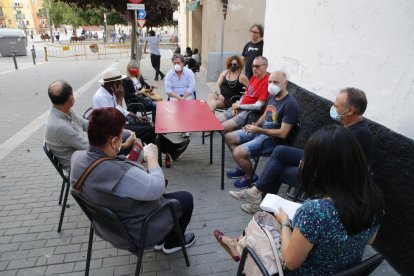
[58,179,65,205]
[57,180,70,233]
[135,249,144,276]
[251,158,260,179]
[85,226,94,276]
[167,203,190,267]
[173,216,190,267]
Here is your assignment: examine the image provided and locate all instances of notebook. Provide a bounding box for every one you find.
[260,193,302,219]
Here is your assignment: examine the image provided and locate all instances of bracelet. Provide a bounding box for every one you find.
[281,221,291,228]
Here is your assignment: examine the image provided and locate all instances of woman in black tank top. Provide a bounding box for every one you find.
[207,55,249,112]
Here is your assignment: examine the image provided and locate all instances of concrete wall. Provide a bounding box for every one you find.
[286,82,414,274]
[264,0,414,139]
[178,0,266,80]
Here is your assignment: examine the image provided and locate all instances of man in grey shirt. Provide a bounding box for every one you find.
[44,80,135,171]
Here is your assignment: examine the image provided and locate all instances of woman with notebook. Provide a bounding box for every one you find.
[214,125,383,274]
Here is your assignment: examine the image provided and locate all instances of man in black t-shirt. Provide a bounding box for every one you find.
[229,87,373,214]
[242,24,264,79]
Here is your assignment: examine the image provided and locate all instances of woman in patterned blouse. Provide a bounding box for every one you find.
[274,125,384,274]
[215,125,383,274]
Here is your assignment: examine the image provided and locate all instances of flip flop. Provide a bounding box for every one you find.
[213,229,240,262]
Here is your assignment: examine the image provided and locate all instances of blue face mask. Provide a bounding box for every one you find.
[330,106,341,121]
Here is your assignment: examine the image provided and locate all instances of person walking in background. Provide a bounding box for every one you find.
[242,24,264,80]
[140,30,165,81]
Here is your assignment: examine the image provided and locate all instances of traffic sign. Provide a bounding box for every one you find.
[127,3,145,10]
[137,10,146,19]
[137,19,146,28]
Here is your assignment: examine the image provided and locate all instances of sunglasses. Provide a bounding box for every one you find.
[251,64,264,68]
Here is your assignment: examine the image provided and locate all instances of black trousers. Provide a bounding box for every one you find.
[163,191,194,243]
[124,121,178,155]
[150,54,164,79]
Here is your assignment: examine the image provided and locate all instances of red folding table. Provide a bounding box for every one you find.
[155,100,226,189]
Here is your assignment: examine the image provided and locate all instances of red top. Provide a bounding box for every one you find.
[155,100,224,134]
[241,74,270,104]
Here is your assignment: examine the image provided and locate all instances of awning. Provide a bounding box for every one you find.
[187,0,200,11]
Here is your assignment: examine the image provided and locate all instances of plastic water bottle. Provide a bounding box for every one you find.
[128,141,144,163]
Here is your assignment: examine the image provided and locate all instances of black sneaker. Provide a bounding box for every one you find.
[153,241,164,251]
[162,232,195,254]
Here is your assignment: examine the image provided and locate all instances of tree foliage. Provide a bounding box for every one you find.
[61,0,178,27]
[43,0,128,29]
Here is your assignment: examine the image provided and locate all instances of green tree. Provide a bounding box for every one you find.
[61,0,177,28]
[44,0,71,27]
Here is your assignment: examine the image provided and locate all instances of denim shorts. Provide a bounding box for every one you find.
[222,109,260,128]
[237,130,282,157]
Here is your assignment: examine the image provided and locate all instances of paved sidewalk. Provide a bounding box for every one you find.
[0,53,399,275]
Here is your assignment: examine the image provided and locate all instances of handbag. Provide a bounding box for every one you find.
[139,87,163,102]
[237,211,285,276]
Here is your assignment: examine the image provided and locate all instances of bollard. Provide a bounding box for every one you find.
[32,45,36,59]
[12,52,18,70]
[31,48,36,65]
[44,46,48,62]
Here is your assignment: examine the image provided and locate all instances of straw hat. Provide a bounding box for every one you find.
[98,68,126,83]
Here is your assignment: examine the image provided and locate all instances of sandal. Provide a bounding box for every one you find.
[213,229,240,262]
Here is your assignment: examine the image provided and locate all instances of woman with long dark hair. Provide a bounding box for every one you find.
[215,125,383,274]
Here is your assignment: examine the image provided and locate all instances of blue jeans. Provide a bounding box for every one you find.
[255,145,304,195]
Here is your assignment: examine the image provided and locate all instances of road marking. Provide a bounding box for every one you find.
[0,62,47,76]
[0,61,119,161]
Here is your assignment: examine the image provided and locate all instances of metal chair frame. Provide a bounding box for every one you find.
[237,246,384,276]
[71,192,190,276]
[42,142,70,233]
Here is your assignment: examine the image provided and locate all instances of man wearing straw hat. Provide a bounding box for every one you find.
[93,68,190,161]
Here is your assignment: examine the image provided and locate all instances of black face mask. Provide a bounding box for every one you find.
[230,64,239,72]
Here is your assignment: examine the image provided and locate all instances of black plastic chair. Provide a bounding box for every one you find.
[82,106,93,120]
[43,142,70,233]
[237,246,384,276]
[126,95,153,121]
[71,191,190,276]
[237,246,270,276]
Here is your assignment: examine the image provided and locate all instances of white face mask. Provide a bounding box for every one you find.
[174,64,182,72]
[268,83,281,96]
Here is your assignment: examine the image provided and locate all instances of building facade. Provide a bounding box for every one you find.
[177,0,266,79]
[0,0,45,35]
[263,0,414,140]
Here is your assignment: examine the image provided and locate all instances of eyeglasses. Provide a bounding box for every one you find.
[250,30,260,34]
[251,64,265,68]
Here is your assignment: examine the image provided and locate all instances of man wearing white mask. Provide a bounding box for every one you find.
[225,71,299,188]
[165,54,196,137]
[229,87,372,214]
[165,54,196,101]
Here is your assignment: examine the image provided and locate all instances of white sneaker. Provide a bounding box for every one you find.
[228,188,261,203]
[241,202,261,214]
[182,132,190,138]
